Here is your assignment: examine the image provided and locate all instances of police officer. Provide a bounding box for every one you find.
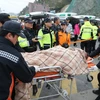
[0,20,39,100]
[80,17,93,54]
[18,19,38,52]
[91,20,98,51]
[38,18,56,50]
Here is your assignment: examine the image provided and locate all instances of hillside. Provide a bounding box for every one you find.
[38,0,72,11]
[67,0,100,17]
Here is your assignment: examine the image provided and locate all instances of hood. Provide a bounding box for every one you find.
[84,21,92,26]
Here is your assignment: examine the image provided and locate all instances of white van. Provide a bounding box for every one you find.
[30,11,57,19]
[55,12,77,20]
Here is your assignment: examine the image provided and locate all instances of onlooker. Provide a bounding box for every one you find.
[73,19,80,46]
[66,17,74,38]
[51,17,61,34]
[0,13,10,27]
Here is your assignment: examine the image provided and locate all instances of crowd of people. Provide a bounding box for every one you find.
[18,16,100,55]
[0,13,100,100]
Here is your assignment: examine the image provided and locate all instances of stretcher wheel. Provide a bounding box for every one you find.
[62,90,68,97]
[87,75,93,82]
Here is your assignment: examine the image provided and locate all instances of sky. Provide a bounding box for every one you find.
[0,0,35,14]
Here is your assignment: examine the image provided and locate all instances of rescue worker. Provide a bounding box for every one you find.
[91,20,98,51]
[51,17,61,34]
[18,19,38,52]
[56,22,71,46]
[0,20,39,100]
[79,17,93,54]
[87,45,100,100]
[38,18,56,50]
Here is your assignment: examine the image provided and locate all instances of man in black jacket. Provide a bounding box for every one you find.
[0,20,39,100]
[88,45,100,100]
[22,19,38,52]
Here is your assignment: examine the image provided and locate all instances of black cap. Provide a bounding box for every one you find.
[61,21,68,25]
[24,18,33,23]
[0,13,10,22]
[2,20,25,38]
[44,18,51,23]
[84,17,89,21]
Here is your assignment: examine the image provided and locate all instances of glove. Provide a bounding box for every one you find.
[34,65,40,72]
[88,65,98,71]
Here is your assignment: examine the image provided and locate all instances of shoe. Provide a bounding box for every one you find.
[93,89,100,95]
[88,66,98,71]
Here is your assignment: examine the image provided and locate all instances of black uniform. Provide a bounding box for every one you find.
[22,27,37,52]
[98,28,100,42]
[0,37,36,100]
[89,44,100,87]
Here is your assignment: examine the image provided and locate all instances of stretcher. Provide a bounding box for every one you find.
[33,66,71,100]
[32,60,97,100]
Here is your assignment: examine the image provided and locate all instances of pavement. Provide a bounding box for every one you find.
[31,42,100,100]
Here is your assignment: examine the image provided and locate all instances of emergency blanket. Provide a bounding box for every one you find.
[15,46,89,100]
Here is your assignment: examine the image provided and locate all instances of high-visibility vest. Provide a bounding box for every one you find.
[18,36,30,48]
[80,21,93,40]
[92,25,98,40]
[38,28,56,48]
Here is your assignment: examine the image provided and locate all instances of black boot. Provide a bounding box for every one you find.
[93,88,100,95]
[95,95,100,100]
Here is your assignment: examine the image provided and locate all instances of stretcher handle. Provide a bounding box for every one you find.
[39,66,62,71]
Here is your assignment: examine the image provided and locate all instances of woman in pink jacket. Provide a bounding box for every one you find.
[73,20,80,46]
